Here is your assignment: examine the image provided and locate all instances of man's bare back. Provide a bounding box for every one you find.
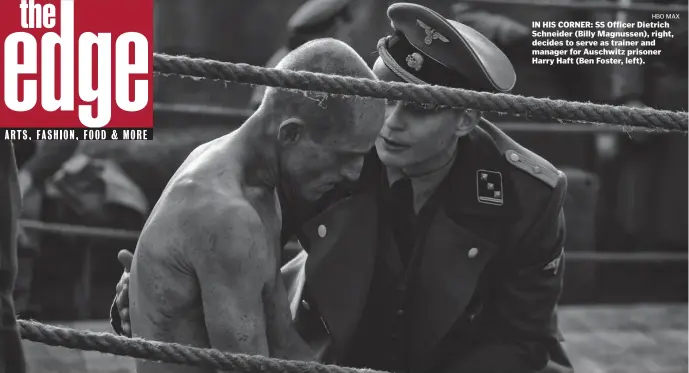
[130,132,304,373]
[127,38,385,373]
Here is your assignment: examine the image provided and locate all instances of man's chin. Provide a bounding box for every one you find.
[298,189,324,203]
[377,148,406,169]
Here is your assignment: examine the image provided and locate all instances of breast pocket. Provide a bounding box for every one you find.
[413,212,501,330]
[423,215,501,294]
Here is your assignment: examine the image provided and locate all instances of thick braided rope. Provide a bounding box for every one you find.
[19,320,382,373]
[153,53,688,133]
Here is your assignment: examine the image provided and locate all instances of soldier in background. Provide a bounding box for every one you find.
[0,140,26,373]
[16,140,149,319]
[248,0,355,109]
[14,140,79,317]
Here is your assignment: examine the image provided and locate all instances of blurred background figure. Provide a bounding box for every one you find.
[248,0,355,109]
[1,140,26,373]
[14,141,79,318]
[15,141,149,320]
[451,4,588,101]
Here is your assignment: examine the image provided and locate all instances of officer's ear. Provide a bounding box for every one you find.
[455,109,480,137]
[278,118,306,145]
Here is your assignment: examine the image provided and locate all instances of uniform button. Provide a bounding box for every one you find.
[317,224,327,238]
[396,309,405,316]
[391,333,400,340]
[509,153,520,162]
[468,247,479,258]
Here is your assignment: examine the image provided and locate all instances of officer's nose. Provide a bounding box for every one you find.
[341,156,364,182]
[384,102,407,131]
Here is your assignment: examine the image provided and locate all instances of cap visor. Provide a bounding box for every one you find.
[372,57,408,83]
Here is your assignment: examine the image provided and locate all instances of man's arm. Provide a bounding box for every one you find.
[441,176,569,373]
[112,191,299,338]
[196,202,313,360]
[192,203,272,355]
[110,142,213,337]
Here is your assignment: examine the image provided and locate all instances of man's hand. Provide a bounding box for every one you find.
[115,249,133,336]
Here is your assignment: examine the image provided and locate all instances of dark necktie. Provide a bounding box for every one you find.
[390,178,415,265]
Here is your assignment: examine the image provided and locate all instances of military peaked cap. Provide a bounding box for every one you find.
[373,3,516,93]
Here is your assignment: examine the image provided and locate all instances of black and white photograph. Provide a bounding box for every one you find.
[1,0,687,372]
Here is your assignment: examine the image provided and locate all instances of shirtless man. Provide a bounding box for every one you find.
[127,38,384,373]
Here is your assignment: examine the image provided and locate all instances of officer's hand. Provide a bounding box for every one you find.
[115,250,133,336]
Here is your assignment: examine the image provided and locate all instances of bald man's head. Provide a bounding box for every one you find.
[274,38,367,73]
[260,38,385,202]
[262,38,382,142]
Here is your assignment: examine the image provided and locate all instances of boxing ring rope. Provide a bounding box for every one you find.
[18,320,376,373]
[154,102,678,134]
[14,53,688,369]
[451,0,688,13]
[152,54,688,132]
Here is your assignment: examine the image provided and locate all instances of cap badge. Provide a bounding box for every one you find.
[406,52,424,71]
[416,19,449,45]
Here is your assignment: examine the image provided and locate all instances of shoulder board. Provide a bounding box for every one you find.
[504,149,560,188]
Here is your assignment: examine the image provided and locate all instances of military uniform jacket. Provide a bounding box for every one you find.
[281,120,572,373]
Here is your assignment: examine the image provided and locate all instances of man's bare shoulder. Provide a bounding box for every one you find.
[147,138,245,231]
[139,134,270,259]
[134,188,267,290]
[148,179,260,238]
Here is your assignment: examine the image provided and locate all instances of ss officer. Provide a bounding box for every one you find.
[282,4,574,372]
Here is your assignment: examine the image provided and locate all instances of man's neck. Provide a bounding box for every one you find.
[386,138,458,182]
[234,111,281,190]
[386,139,458,214]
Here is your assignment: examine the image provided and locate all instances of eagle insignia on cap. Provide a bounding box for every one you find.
[406,52,424,71]
[416,19,449,45]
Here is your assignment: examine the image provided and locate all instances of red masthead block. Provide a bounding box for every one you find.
[1,0,153,130]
